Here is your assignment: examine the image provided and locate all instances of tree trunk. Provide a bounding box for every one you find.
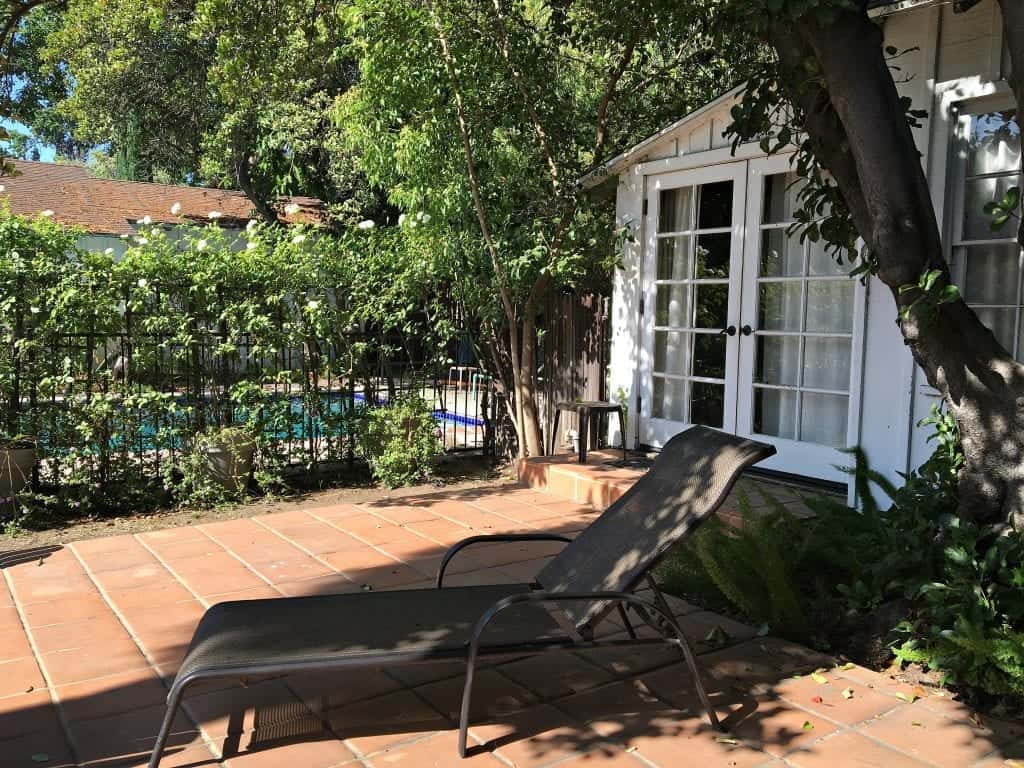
[770,5,1024,529]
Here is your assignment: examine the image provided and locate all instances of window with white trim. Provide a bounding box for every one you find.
[951,108,1023,358]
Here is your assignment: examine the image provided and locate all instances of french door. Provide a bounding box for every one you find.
[639,156,864,483]
[638,162,747,446]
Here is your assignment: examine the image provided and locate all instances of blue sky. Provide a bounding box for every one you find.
[2,117,57,162]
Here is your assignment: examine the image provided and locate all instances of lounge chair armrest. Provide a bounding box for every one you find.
[436,533,572,588]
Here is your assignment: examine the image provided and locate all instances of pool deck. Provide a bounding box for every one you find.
[1,477,1021,767]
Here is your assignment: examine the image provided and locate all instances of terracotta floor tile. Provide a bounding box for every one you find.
[72,534,141,556]
[785,730,932,767]
[257,509,318,528]
[555,681,672,736]
[415,669,537,721]
[363,504,440,525]
[41,640,150,686]
[93,563,177,592]
[177,566,267,597]
[0,723,77,768]
[305,503,368,521]
[56,667,168,723]
[469,704,604,768]
[101,743,221,768]
[341,563,427,590]
[137,525,208,548]
[79,545,157,574]
[336,515,411,546]
[773,673,901,725]
[0,688,58,741]
[21,593,113,627]
[202,586,283,603]
[497,557,554,582]
[183,680,314,740]
[498,654,614,700]
[222,735,356,768]
[274,574,359,597]
[10,574,97,604]
[725,696,838,758]
[0,655,46,697]
[106,582,197,610]
[288,668,404,711]
[603,710,768,768]
[246,556,333,584]
[860,703,1002,767]
[119,601,206,636]
[154,537,228,562]
[68,702,199,766]
[32,618,136,654]
[367,731,506,767]
[549,750,650,767]
[0,623,33,662]
[573,639,682,678]
[321,546,399,572]
[270,525,366,556]
[327,689,451,755]
[405,520,472,547]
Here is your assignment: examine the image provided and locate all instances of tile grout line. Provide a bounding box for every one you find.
[1,563,81,766]
[249,516,357,586]
[68,542,227,766]
[191,526,287,599]
[134,531,226,611]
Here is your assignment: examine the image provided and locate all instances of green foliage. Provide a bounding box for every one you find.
[173,424,257,508]
[359,395,441,488]
[897,268,961,323]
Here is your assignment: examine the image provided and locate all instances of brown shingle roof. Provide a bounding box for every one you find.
[0,160,324,235]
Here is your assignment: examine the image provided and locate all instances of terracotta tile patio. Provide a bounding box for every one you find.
[1,476,1022,768]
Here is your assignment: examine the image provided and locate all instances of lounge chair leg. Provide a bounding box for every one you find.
[617,604,637,639]
[670,632,721,732]
[148,680,188,768]
[458,647,480,758]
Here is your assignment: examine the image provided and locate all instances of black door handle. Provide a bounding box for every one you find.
[740,325,754,336]
[719,325,736,336]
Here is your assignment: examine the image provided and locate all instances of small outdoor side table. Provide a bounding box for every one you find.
[550,401,627,464]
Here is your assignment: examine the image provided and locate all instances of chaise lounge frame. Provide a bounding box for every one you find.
[148,426,775,767]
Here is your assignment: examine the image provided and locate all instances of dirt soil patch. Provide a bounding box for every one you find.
[1,455,517,552]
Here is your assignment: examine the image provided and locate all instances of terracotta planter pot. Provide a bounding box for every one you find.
[200,438,255,494]
[0,447,36,498]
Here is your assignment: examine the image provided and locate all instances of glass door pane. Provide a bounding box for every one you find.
[650,180,734,429]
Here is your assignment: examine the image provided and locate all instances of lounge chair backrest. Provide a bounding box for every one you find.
[535,426,775,630]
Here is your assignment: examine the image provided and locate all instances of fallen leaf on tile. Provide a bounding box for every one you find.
[835,662,856,671]
[715,737,739,745]
[811,695,824,704]
[802,721,814,731]
[895,692,919,704]
[811,669,829,684]
[911,721,923,727]
[1004,760,1024,767]
[841,688,855,700]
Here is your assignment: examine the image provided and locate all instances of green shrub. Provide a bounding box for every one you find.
[360,395,441,488]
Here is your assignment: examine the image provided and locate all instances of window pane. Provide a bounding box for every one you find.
[756,335,800,386]
[968,110,1021,176]
[805,281,854,333]
[758,282,803,331]
[807,238,846,276]
[656,236,692,280]
[658,187,692,233]
[963,243,1020,305]
[697,181,733,229]
[964,174,1022,240]
[800,392,848,447]
[974,306,1017,353]
[696,233,731,278]
[763,172,802,224]
[655,284,689,327]
[761,228,804,277]
[690,381,724,428]
[693,284,728,329]
[653,330,688,376]
[754,388,797,440]
[653,376,686,421]
[803,337,852,391]
[692,333,726,379]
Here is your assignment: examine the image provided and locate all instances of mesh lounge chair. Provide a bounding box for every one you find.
[148,426,775,767]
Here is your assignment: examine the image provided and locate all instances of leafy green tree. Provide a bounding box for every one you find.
[723,0,1024,529]
[340,0,761,456]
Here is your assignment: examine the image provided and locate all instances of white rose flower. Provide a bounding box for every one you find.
[41,209,54,217]
[246,219,258,232]
[208,211,222,220]
[0,185,6,192]
[246,240,258,250]
[137,237,149,245]
[197,239,208,251]
[137,278,148,288]
[292,233,307,244]
[138,215,152,226]
[420,212,431,223]
[284,202,301,215]
[306,300,320,310]
[357,219,375,230]
[104,247,114,256]
[170,202,181,215]
[29,306,40,314]
[398,213,406,226]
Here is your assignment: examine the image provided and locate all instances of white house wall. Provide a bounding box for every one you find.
[608,0,1011,495]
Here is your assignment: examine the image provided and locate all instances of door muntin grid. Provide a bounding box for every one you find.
[651,180,734,428]
[751,172,854,448]
[952,108,1024,359]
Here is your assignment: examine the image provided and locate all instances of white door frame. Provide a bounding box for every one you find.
[638,161,749,447]
[735,154,867,483]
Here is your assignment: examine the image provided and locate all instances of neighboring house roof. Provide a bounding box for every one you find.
[0,160,324,235]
